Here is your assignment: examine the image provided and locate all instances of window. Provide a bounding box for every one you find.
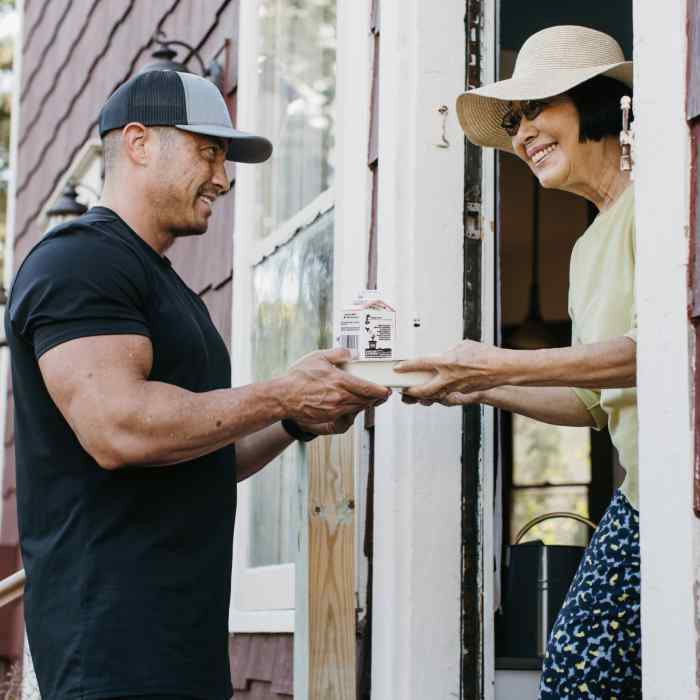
[250,208,334,566]
[231,0,337,627]
[510,415,592,546]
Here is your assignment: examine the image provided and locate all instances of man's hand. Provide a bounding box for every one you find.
[235,351,391,481]
[295,410,362,437]
[281,348,391,424]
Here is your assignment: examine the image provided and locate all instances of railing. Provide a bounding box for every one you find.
[0,569,25,608]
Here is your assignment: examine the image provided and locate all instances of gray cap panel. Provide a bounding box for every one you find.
[178,72,233,128]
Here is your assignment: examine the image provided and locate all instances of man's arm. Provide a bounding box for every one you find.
[397,336,635,400]
[234,407,361,482]
[39,334,389,470]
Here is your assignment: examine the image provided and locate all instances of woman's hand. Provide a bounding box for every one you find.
[395,339,508,401]
[401,390,484,407]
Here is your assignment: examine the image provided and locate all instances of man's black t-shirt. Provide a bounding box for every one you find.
[5,207,236,700]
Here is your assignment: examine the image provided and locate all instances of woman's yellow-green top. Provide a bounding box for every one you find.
[568,185,639,510]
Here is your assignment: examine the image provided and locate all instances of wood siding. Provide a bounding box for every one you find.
[4,0,293,688]
[230,634,293,697]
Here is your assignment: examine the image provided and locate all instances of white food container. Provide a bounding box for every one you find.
[341,360,434,388]
[337,291,434,388]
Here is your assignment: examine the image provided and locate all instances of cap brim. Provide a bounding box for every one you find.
[455,61,633,152]
[176,124,273,163]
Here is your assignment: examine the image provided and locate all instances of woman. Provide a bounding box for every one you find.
[397,25,641,699]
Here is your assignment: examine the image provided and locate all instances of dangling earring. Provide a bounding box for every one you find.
[620,96,634,175]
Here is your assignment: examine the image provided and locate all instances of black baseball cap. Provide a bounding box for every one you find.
[99,70,273,163]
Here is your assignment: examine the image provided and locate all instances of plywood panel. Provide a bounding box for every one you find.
[300,432,356,699]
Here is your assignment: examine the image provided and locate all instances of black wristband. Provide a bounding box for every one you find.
[281,418,318,443]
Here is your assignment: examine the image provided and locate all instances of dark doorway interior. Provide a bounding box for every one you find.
[493,0,633,671]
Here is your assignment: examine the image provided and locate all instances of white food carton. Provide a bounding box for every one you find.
[338,290,396,361]
[337,291,434,388]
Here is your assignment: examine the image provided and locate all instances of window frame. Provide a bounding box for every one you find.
[229,0,345,633]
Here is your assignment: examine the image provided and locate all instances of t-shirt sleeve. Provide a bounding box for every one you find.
[8,229,152,360]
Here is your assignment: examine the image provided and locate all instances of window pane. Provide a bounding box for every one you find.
[512,414,591,485]
[248,211,334,566]
[511,486,591,547]
[255,0,336,238]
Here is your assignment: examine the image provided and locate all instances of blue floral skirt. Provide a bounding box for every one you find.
[538,490,642,699]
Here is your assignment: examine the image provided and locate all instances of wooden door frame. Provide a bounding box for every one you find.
[462,0,499,697]
[368,0,467,697]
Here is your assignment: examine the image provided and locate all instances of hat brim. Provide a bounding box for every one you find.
[456,61,633,152]
[176,124,274,163]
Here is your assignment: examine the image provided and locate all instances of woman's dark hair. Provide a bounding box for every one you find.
[565,75,633,143]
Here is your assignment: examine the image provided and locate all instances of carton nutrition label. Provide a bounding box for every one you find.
[339,298,396,361]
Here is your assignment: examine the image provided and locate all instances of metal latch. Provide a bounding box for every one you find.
[465,202,482,240]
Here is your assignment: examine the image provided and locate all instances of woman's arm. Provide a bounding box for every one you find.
[407,385,598,427]
[397,336,635,401]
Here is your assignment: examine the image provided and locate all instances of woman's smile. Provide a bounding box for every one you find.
[530,142,558,166]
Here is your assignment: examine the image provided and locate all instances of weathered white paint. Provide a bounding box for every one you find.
[370,0,465,696]
[634,0,700,697]
[229,0,294,632]
[332,0,374,624]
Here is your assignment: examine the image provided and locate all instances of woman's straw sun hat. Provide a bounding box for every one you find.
[456,25,633,152]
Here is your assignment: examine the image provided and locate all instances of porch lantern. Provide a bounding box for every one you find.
[46,182,88,226]
[139,31,224,92]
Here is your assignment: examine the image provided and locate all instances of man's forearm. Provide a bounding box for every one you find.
[494,337,636,389]
[478,386,596,427]
[235,423,295,482]
[101,377,291,469]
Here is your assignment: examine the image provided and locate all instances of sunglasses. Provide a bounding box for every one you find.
[501,99,551,136]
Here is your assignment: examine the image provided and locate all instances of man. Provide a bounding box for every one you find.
[5,70,389,700]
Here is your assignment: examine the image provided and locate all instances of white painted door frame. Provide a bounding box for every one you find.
[368,0,491,697]
[634,0,700,697]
